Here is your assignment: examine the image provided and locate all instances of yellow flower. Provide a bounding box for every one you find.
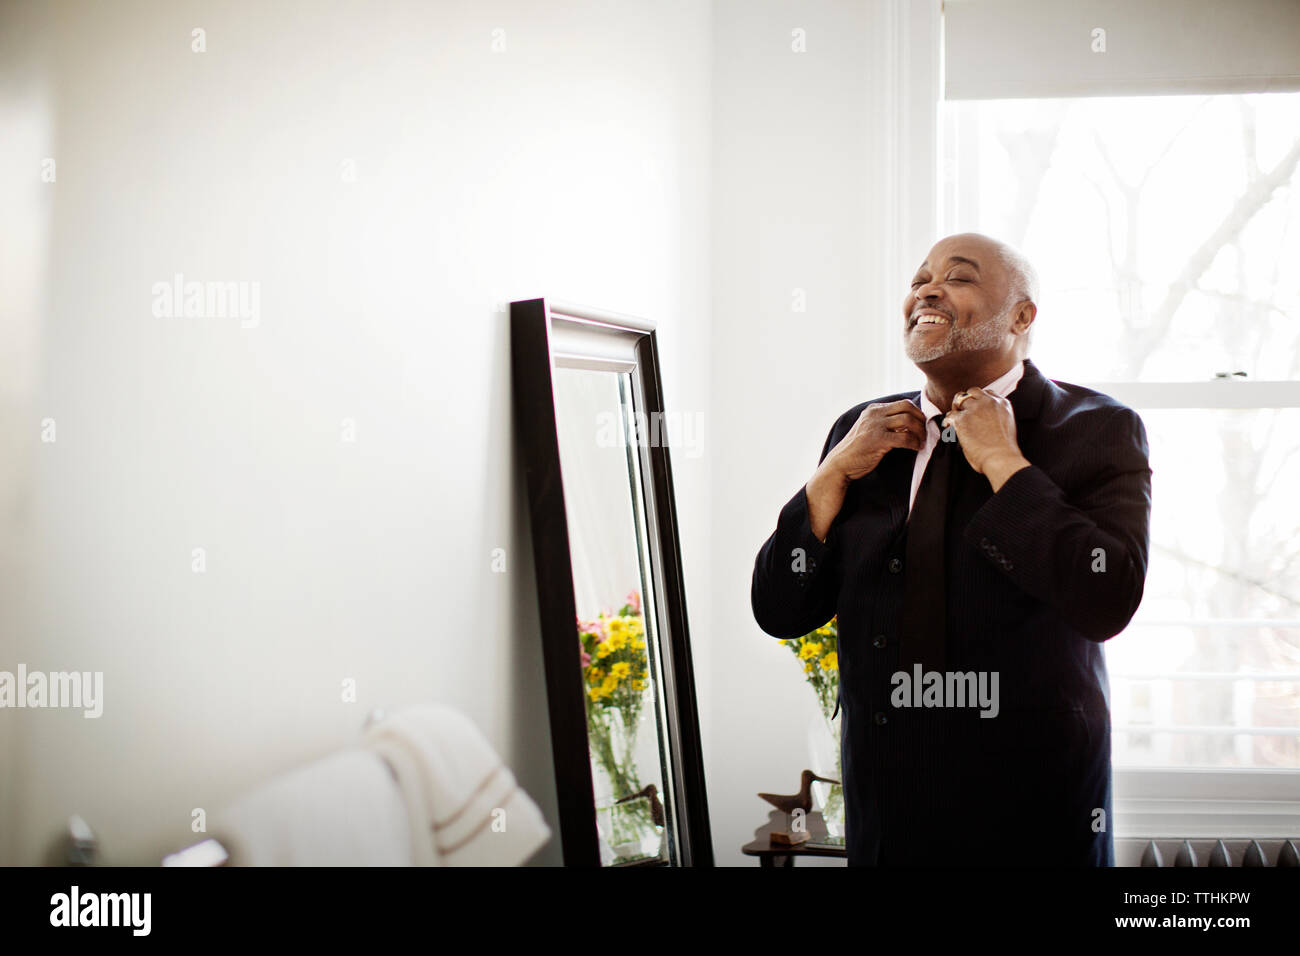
[803,660,815,675]
[611,661,631,680]
[799,641,822,661]
[821,652,838,671]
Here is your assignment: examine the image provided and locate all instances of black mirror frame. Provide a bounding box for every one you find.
[510,297,713,867]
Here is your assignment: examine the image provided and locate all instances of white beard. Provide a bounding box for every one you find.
[904,297,1014,364]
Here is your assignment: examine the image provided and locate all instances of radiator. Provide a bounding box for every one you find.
[1117,838,1300,867]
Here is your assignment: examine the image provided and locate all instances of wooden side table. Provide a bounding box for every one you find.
[741,809,847,866]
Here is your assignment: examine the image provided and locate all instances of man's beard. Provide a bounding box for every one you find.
[904,298,1014,364]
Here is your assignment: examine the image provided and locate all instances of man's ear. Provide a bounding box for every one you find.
[1014,300,1036,335]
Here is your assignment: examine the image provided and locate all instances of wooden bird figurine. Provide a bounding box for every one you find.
[615,783,666,828]
[757,769,841,815]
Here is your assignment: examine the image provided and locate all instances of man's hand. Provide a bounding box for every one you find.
[827,400,927,481]
[805,401,926,541]
[943,387,1030,492]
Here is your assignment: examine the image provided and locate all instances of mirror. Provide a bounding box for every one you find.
[511,298,712,867]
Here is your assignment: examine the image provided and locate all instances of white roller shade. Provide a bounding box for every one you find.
[944,0,1300,99]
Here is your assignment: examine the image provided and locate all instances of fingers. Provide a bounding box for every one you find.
[892,399,927,421]
[942,406,969,431]
[882,410,925,433]
[885,426,923,450]
[869,399,925,421]
[862,401,925,443]
[881,419,926,452]
[952,387,983,411]
[952,387,1011,414]
[943,405,973,425]
[958,386,1009,407]
[944,390,1010,433]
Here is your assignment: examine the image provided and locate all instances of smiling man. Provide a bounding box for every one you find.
[751,232,1153,866]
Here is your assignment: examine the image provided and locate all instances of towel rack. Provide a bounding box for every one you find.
[64,710,392,866]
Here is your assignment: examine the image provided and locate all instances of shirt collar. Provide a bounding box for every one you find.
[918,358,1026,423]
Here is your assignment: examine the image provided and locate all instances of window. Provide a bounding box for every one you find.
[939,93,1300,783]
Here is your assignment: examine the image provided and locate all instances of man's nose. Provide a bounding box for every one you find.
[914,281,944,302]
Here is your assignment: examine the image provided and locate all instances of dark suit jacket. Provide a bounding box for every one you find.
[751,358,1152,866]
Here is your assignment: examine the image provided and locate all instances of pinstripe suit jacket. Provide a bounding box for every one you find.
[751,358,1152,866]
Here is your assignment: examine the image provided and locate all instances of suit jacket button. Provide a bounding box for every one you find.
[874,711,888,726]
[887,557,903,573]
[872,634,887,648]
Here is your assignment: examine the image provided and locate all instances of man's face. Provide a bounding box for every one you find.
[902,237,1015,365]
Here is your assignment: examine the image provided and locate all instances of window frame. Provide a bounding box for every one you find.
[1085,358,1300,831]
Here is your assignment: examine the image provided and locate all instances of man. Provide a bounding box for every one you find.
[751,233,1152,866]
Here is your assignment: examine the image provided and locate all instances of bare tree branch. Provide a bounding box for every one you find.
[1122,134,1300,378]
[1151,542,1300,610]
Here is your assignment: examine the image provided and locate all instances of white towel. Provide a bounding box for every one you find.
[212,748,413,866]
[362,704,552,866]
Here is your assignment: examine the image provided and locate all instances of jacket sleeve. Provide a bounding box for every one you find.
[751,418,845,640]
[962,404,1153,642]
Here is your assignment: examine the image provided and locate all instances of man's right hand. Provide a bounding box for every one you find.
[827,400,927,480]
[805,401,927,542]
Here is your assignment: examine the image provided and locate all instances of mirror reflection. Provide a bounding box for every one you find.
[552,365,678,866]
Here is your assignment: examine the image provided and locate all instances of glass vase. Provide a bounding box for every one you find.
[594,793,664,865]
[807,714,845,840]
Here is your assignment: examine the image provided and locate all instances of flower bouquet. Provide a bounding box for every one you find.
[578,590,661,861]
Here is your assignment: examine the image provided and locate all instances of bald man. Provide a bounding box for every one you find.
[752,233,1152,866]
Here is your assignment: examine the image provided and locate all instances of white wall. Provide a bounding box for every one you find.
[709,0,939,865]
[0,0,712,865]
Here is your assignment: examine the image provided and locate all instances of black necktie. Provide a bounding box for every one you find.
[901,415,951,673]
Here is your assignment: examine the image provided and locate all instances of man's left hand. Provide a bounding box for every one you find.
[943,387,1031,492]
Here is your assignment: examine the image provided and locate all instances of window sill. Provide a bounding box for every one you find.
[1113,768,1300,840]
